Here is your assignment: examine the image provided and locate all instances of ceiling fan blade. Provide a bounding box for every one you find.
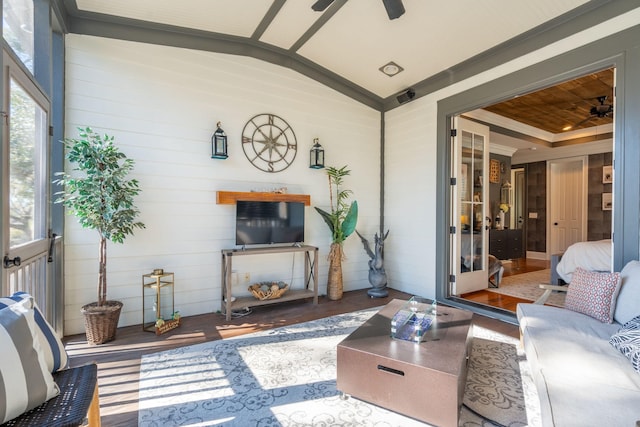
[382,0,405,19]
[571,116,595,130]
[311,0,335,11]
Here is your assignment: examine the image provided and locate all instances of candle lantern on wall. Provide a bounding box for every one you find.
[211,122,228,159]
[309,138,324,169]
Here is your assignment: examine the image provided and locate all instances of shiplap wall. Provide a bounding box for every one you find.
[64,35,380,335]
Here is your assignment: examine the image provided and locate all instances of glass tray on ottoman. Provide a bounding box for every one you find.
[390,296,437,343]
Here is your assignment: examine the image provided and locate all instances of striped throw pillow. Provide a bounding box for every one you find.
[0,292,68,372]
[0,296,60,423]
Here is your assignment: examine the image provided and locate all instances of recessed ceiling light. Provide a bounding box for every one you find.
[562,125,573,131]
[379,61,404,77]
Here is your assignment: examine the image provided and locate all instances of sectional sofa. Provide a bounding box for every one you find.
[517,261,640,426]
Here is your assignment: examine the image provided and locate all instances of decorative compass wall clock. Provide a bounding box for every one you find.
[241,113,297,172]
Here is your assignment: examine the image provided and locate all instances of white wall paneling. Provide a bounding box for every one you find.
[64,35,379,335]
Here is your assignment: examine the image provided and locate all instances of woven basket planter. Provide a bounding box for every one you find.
[327,243,344,300]
[81,300,123,345]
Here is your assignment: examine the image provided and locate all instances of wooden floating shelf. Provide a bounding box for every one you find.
[216,191,310,206]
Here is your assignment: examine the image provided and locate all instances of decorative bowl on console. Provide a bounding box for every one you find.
[249,281,289,300]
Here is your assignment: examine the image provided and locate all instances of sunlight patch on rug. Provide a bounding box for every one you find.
[139,309,540,426]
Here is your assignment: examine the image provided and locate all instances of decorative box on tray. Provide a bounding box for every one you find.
[391,296,437,343]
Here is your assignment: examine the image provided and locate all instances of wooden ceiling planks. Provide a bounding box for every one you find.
[484,68,614,133]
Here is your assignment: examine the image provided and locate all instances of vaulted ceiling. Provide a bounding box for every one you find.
[62,1,604,104]
[59,1,624,143]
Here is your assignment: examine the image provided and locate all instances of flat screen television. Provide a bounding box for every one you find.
[235,200,305,246]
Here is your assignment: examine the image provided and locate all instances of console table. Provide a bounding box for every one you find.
[220,245,318,320]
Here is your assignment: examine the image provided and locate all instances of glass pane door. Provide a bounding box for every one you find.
[9,77,47,246]
[453,117,489,295]
[2,53,50,307]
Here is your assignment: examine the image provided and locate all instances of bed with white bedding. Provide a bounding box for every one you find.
[555,239,612,283]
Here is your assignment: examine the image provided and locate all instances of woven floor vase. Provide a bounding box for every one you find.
[327,243,344,300]
[81,300,123,345]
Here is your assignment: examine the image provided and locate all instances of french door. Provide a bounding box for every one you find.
[451,117,490,295]
[1,51,52,314]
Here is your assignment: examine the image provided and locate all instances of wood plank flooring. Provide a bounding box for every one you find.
[63,288,519,426]
[461,258,550,311]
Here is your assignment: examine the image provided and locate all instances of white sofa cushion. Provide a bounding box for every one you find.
[614,260,640,325]
[517,303,640,426]
[0,296,60,423]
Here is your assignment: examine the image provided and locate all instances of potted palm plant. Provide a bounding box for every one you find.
[315,165,358,300]
[55,127,145,345]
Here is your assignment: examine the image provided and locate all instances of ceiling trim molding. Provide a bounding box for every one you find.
[552,132,613,147]
[489,143,518,157]
[382,0,639,111]
[65,11,384,110]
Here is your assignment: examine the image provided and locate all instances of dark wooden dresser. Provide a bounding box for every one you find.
[489,229,524,260]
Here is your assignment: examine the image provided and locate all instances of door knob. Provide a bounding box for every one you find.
[3,256,21,268]
[554,222,559,226]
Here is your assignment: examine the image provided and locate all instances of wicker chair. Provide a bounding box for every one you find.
[3,363,101,427]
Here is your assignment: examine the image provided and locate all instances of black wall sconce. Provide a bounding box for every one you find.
[396,88,415,104]
[211,122,228,159]
[309,138,325,169]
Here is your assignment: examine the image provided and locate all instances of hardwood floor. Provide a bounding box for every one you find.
[62,288,519,426]
[462,257,550,311]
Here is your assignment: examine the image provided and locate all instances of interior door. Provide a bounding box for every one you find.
[548,157,586,254]
[452,117,489,295]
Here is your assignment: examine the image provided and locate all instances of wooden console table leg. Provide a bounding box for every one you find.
[313,247,318,304]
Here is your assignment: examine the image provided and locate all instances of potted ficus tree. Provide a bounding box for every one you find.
[54,127,145,345]
[315,165,358,300]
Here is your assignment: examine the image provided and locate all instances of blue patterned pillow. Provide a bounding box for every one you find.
[0,296,60,423]
[609,315,640,373]
[0,292,68,372]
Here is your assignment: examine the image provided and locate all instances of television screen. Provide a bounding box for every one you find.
[236,201,305,246]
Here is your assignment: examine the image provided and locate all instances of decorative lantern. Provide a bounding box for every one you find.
[501,180,512,205]
[211,122,228,159]
[309,138,324,169]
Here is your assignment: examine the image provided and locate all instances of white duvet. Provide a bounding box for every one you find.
[556,239,612,283]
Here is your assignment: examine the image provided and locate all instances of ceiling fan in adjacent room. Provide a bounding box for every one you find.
[566,95,614,131]
[312,0,405,20]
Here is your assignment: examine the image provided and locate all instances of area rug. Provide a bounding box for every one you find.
[488,269,566,307]
[138,309,540,426]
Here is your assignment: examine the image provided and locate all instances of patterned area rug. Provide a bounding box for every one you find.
[488,269,566,307]
[138,308,540,426]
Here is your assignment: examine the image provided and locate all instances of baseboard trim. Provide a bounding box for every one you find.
[526,251,548,260]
